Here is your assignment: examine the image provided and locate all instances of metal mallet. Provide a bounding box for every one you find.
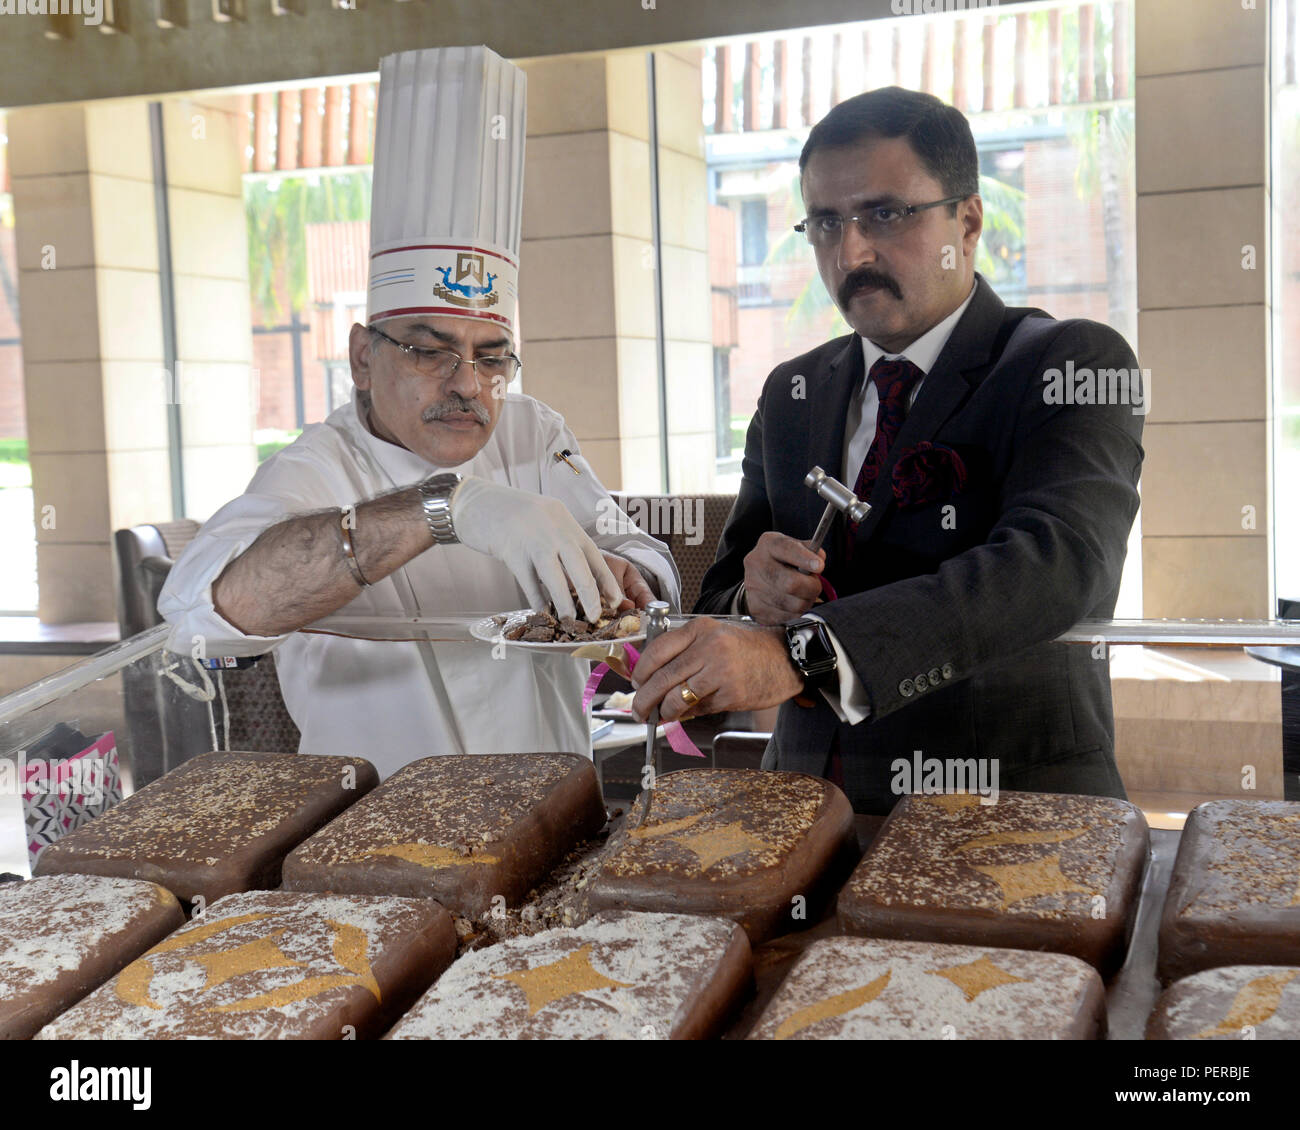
[804,466,870,555]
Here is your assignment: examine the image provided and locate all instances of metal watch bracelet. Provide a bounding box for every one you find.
[417,472,463,545]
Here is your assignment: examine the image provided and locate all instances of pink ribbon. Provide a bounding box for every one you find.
[581,642,704,758]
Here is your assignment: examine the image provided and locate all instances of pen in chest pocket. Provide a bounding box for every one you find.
[552,449,582,475]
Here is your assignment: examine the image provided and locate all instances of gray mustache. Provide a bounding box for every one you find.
[423,396,491,425]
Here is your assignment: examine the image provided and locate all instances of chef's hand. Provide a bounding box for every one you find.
[629,617,804,723]
[743,532,826,625]
[602,553,655,611]
[451,477,622,621]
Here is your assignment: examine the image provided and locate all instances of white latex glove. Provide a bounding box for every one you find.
[450,476,623,621]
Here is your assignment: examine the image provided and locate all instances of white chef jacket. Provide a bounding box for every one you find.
[158,389,680,778]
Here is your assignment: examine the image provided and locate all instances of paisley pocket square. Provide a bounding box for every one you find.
[891,441,968,509]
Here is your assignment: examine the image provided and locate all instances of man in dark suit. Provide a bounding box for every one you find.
[629,87,1145,814]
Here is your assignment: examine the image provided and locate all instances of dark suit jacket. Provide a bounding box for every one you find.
[695,274,1145,814]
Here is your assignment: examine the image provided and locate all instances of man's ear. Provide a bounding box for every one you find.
[960,194,983,258]
[349,322,374,391]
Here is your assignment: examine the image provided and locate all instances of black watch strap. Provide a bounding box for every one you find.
[785,617,838,689]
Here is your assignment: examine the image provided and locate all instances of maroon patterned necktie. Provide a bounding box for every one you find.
[846,357,925,545]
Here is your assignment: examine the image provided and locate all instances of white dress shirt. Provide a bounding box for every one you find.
[158,389,680,778]
[810,284,977,723]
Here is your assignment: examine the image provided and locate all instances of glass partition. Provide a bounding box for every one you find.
[1,615,1296,879]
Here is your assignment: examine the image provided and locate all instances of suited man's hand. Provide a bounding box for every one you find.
[742,532,827,625]
[629,617,805,723]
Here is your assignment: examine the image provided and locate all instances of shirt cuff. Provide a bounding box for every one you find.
[805,612,871,725]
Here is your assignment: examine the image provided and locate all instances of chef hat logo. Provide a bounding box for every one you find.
[432,254,500,310]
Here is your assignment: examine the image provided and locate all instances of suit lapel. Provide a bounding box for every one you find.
[851,276,1007,544]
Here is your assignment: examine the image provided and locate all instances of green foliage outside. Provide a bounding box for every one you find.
[0,438,28,463]
[246,170,372,322]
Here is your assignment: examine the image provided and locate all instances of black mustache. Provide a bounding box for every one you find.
[839,269,902,307]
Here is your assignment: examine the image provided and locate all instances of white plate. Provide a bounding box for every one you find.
[468,610,647,655]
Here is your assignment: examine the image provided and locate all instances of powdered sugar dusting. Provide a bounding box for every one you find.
[0,874,180,982]
[748,936,1102,1040]
[387,910,743,1039]
[1177,801,1300,915]
[35,889,441,1040]
[1154,965,1300,1040]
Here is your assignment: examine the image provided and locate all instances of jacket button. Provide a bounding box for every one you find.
[914,673,928,691]
[941,663,954,679]
[899,678,914,697]
[928,667,942,685]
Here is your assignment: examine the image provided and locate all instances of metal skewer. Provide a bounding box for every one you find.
[637,600,670,823]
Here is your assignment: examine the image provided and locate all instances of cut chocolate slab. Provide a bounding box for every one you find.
[1157,800,1300,985]
[0,874,186,1040]
[386,910,751,1040]
[281,753,605,917]
[36,890,455,1040]
[747,936,1105,1040]
[1147,965,1300,1040]
[583,769,856,943]
[836,791,1149,978]
[34,751,378,904]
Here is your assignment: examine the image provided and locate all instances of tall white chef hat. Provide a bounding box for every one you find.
[367,46,526,334]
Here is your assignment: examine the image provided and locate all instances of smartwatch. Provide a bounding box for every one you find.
[784,616,838,690]
[417,472,463,545]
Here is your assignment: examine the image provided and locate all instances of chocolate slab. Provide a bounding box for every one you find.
[836,791,1149,978]
[1157,800,1300,985]
[583,769,857,943]
[386,910,752,1040]
[33,751,378,904]
[36,889,455,1040]
[747,935,1106,1040]
[1146,965,1300,1040]
[281,753,605,917]
[0,874,186,1040]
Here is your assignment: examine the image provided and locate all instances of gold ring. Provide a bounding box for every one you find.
[680,685,702,708]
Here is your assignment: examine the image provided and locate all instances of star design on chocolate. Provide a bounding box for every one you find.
[969,853,1094,908]
[493,944,633,1016]
[773,970,892,1040]
[1194,970,1300,1039]
[192,929,305,991]
[925,955,1030,1003]
[673,822,769,870]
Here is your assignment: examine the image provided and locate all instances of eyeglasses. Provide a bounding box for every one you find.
[369,326,522,382]
[794,195,969,248]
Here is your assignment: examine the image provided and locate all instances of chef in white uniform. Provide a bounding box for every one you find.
[159,46,679,778]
